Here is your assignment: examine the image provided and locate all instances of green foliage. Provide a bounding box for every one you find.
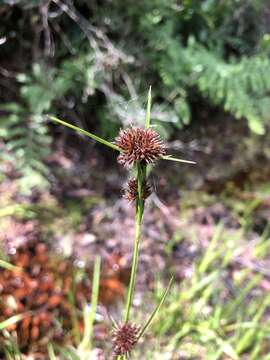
[0,57,93,192]
[184,41,270,134]
[97,0,270,133]
[0,65,53,192]
[137,226,270,359]
[131,0,270,133]
[48,257,101,360]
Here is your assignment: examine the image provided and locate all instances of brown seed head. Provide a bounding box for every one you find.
[112,322,140,356]
[115,127,166,167]
[124,178,152,202]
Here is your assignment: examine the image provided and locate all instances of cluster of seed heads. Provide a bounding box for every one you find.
[115,127,166,203]
[112,322,141,356]
[115,127,166,167]
[123,178,152,202]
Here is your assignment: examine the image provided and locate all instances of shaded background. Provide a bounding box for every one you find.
[0,0,270,359]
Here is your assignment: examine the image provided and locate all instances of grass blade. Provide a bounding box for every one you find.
[54,345,80,360]
[161,155,196,164]
[79,256,101,351]
[68,271,81,346]
[3,350,15,360]
[198,224,223,273]
[145,86,152,129]
[138,276,173,340]
[0,259,22,272]
[48,343,57,360]
[49,116,120,152]
[196,326,239,360]
[0,313,25,331]
[236,294,270,354]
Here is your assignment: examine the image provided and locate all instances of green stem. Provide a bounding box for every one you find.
[124,163,146,323]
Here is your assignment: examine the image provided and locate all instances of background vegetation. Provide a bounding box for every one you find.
[1,0,270,190]
[0,0,270,359]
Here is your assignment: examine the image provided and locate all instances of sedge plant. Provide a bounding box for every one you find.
[49,87,195,358]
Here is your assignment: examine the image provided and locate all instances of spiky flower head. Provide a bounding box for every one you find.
[115,127,166,167]
[112,322,140,356]
[123,178,152,202]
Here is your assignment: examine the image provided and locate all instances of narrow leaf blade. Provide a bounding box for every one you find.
[0,313,25,331]
[0,259,22,272]
[162,155,196,164]
[79,256,101,351]
[145,86,152,129]
[48,343,57,360]
[138,276,173,340]
[49,116,120,152]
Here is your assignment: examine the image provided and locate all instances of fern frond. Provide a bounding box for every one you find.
[187,44,270,133]
[158,38,270,134]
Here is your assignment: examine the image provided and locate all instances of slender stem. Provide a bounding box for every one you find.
[124,163,145,323]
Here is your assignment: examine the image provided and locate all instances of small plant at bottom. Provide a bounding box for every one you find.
[49,87,195,358]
